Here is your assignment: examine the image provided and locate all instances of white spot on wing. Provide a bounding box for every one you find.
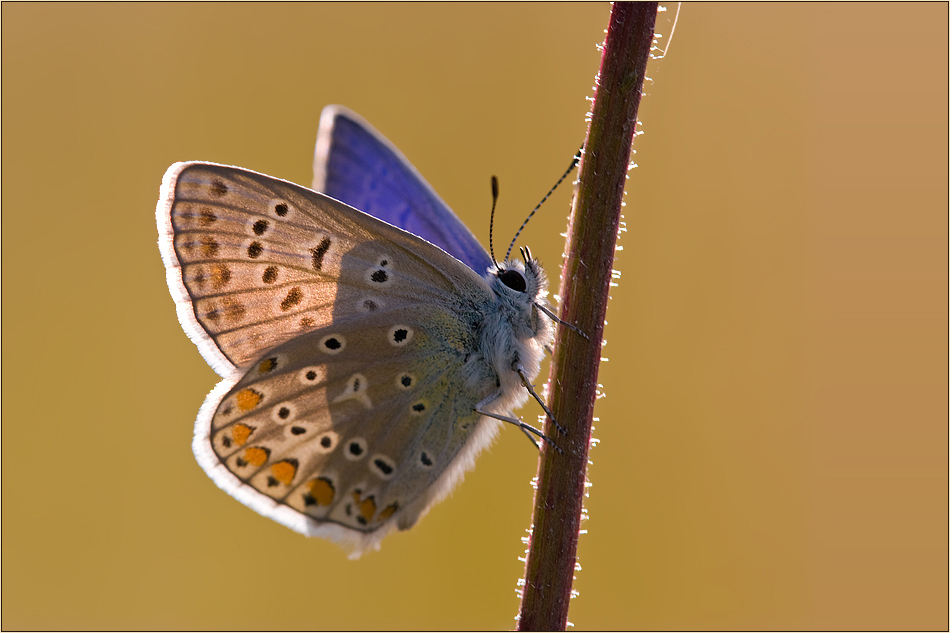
[319,334,346,355]
[271,402,297,424]
[333,373,372,409]
[344,437,368,461]
[370,454,396,480]
[388,325,414,347]
[314,431,339,454]
[298,365,325,385]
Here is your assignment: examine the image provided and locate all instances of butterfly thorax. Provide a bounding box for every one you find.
[468,255,554,417]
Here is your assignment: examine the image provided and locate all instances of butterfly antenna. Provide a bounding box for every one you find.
[503,144,584,263]
[488,175,501,270]
[534,301,589,340]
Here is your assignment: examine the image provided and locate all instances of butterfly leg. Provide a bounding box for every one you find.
[515,365,568,436]
[474,397,563,454]
[519,427,541,451]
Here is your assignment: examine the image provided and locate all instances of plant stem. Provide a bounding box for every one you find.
[516,3,658,630]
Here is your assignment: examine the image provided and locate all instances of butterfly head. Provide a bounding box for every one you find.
[489,246,552,343]
[493,246,545,294]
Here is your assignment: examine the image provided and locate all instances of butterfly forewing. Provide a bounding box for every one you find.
[162,162,489,372]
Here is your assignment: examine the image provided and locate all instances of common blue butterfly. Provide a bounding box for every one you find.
[156,106,557,557]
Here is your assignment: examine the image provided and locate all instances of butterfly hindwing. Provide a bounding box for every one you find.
[202,304,492,543]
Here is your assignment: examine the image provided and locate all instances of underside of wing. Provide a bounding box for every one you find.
[192,305,503,558]
[156,162,493,376]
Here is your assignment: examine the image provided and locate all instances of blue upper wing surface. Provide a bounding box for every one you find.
[312,106,492,275]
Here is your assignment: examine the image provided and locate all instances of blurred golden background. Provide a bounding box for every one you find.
[2,3,946,629]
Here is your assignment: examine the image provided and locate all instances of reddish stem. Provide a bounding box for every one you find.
[516,3,658,630]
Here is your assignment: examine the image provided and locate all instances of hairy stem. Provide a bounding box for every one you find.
[516,3,658,630]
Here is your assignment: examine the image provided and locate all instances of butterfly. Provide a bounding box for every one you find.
[156,105,560,558]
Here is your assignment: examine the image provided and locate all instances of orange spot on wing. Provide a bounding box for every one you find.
[308,478,335,505]
[270,460,297,486]
[210,263,231,289]
[359,497,377,523]
[236,388,263,411]
[231,423,253,446]
[243,447,269,467]
[258,358,277,374]
[377,503,399,522]
[222,297,246,321]
[199,236,219,258]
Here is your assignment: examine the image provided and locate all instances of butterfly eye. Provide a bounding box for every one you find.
[498,268,527,293]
